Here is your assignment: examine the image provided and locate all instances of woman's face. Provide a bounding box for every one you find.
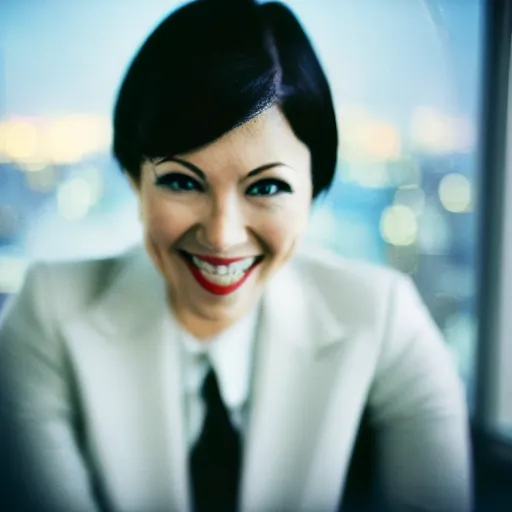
[134,106,312,337]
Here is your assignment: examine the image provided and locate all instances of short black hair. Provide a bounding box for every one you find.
[112,0,338,198]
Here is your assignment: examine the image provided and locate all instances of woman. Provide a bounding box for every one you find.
[0,0,472,511]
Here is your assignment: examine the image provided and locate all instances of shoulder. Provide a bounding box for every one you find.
[293,246,404,292]
[290,246,415,328]
[0,245,144,326]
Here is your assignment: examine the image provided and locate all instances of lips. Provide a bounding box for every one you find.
[179,251,263,296]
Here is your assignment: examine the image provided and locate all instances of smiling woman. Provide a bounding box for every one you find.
[0,1,472,511]
[136,107,312,338]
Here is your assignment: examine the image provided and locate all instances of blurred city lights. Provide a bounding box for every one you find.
[0,115,112,166]
[25,166,59,193]
[57,178,95,220]
[23,161,48,173]
[2,119,41,162]
[338,105,401,162]
[438,173,472,213]
[0,0,484,409]
[380,205,418,246]
[393,185,426,215]
[364,122,401,160]
[0,124,5,159]
[348,161,391,188]
[387,157,421,187]
[410,107,476,154]
[47,116,97,164]
[418,204,451,254]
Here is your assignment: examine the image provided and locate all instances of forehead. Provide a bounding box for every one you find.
[178,106,310,170]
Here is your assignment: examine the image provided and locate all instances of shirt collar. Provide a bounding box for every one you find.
[179,303,260,410]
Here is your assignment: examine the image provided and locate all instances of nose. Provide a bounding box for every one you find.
[198,195,249,253]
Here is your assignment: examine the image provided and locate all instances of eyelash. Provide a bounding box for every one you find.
[154,173,203,192]
[154,173,293,197]
[245,178,292,196]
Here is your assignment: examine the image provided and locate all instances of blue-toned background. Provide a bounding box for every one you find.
[0,0,483,404]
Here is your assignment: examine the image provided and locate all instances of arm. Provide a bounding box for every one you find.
[368,275,473,512]
[0,265,102,512]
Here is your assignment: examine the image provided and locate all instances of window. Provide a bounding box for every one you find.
[0,0,484,408]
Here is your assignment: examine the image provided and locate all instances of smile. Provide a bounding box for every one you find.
[180,251,263,296]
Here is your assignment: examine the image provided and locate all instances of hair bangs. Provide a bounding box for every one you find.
[136,54,280,162]
[113,0,338,197]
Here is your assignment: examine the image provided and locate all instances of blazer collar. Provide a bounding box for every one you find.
[239,256,351,511]
[63,246,349,512]
[62,246,190,511]
[77,245,170,342]
[263,254,348,353]
[79,246,347,353]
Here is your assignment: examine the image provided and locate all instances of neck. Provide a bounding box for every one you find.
[170,299,262,341]
[177,314,234,340]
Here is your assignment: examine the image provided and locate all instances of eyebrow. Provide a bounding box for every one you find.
[154,156,288,179]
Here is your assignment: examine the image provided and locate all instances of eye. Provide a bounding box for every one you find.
[246,179,293,197]
[154,172,203,192]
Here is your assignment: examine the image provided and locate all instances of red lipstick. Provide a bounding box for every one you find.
[181,253,261,296]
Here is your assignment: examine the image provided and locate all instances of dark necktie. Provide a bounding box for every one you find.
[190,367,242,512]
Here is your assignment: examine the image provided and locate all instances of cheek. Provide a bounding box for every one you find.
[140,196,193,243]
[259,198,311,257]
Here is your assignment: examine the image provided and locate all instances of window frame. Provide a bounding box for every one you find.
[474,0,512,449]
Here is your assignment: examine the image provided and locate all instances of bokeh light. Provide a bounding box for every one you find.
[2,119,41,162]
[0,115,112,167]
[380,205,418,246]
[410,107,476,154]
[347,161,391,188]
[57,178,95,220]
[46,115,111,164]
[364,122,401,160]
[438,173,472,213]
[338,106,401,162]
[0,0,484,407]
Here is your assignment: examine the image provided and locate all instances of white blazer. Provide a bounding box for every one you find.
[0,246,472,512]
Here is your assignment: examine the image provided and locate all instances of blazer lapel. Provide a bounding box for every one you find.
[240,260,351,512]
[61,248,369,512]
[62,248,190,512]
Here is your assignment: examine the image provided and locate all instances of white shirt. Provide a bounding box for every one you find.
[178,305,260,448]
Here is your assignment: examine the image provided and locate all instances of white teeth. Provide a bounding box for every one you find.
[231,259,254,272]
[199,270,245,285]
[191,255,257,276]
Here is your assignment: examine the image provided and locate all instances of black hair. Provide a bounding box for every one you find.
[112,0,338,198]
